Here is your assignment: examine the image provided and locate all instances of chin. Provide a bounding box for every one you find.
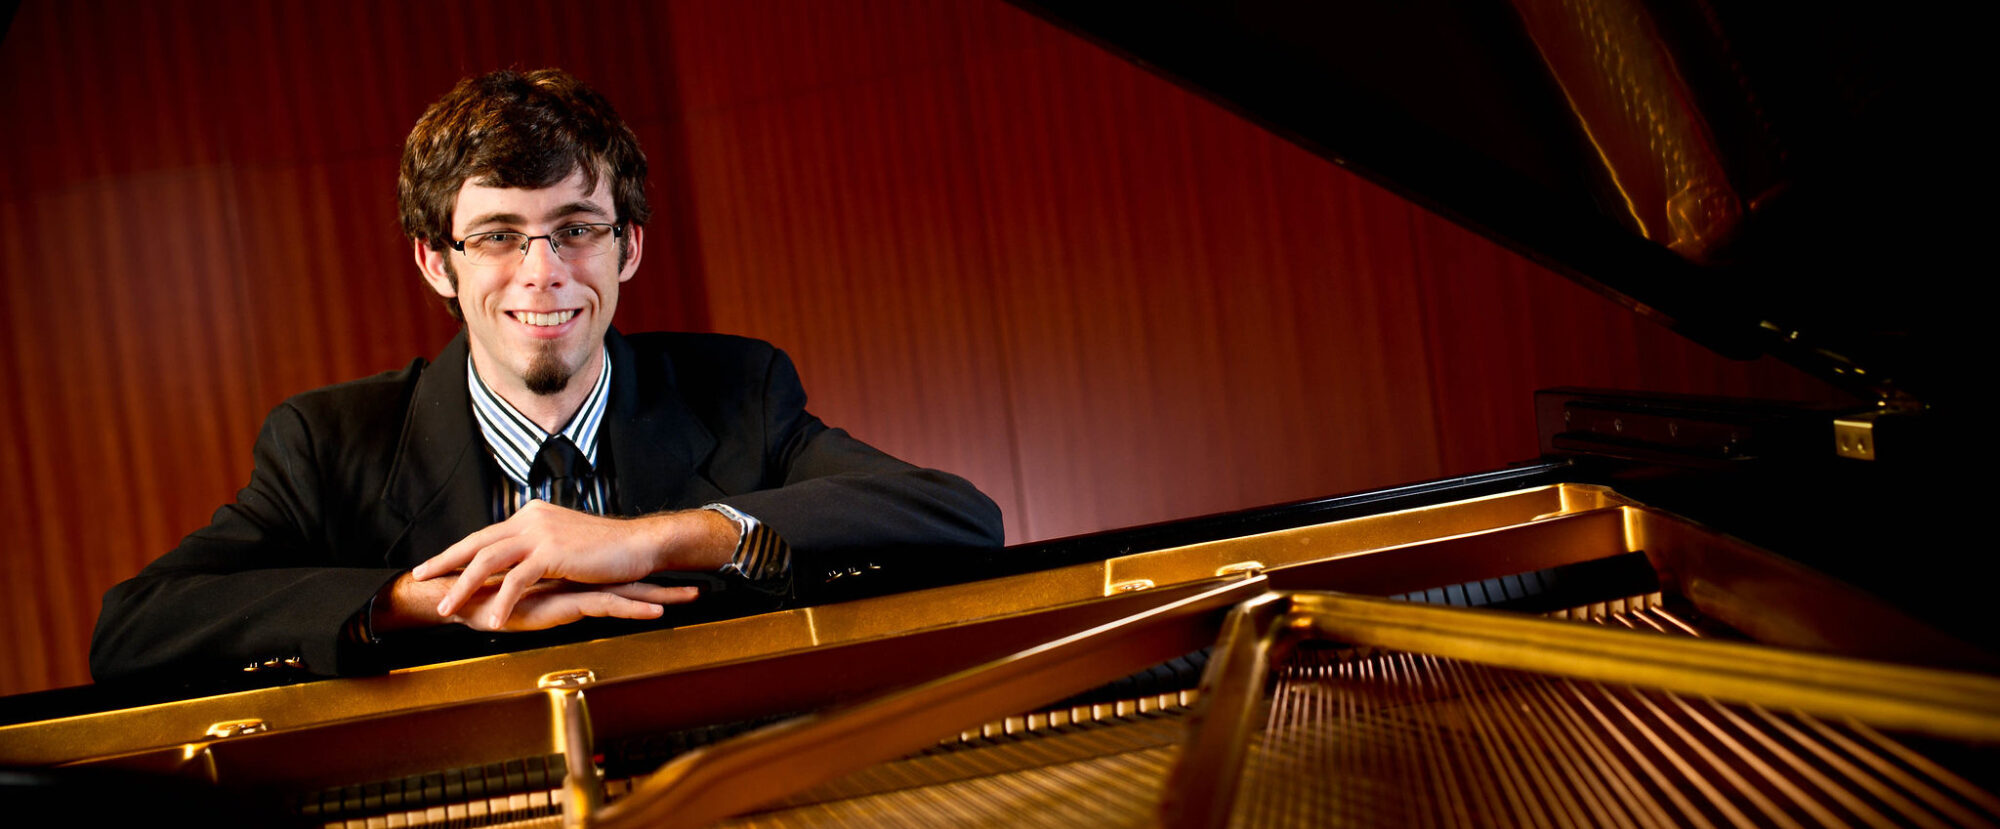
[524,352,572,396]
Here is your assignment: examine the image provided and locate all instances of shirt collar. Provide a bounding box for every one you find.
[467,348,613,488]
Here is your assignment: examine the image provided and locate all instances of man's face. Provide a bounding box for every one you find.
[414,169,641,401]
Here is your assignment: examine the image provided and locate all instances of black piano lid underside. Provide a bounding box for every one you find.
[1010,0,1976,409]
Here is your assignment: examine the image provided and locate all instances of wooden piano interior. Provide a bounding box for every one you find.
[5,483,1997,827]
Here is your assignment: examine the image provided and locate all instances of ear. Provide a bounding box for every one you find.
[413,239,457,298]
[617,223,644,283]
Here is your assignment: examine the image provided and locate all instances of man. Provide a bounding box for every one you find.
[90,69,1003,683]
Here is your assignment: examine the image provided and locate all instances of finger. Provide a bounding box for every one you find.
[414,521,512,580]
[605,583,701,605]
[506,591,660,631]
[435,539,534,617]
[481,559,550,629]
[570,591,667,621]
[499,586,660,631]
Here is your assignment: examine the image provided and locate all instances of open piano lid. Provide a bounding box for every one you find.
[1012,0,1971,416]
[1009,0,1989,657]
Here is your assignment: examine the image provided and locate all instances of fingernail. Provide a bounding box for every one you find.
[436,601,450,616]
[490,613,503,628]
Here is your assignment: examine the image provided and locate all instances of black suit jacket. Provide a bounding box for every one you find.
[91,330,1003,682]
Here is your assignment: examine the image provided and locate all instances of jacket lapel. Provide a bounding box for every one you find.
[601,329,718,515]
[378,332,494,565]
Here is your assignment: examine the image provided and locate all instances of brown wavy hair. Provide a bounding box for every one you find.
[398,68,651,318]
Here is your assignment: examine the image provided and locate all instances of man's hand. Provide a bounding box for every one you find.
[410,501,739,629]
[376,570,699,633]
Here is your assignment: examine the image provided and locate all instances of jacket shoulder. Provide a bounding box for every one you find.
[623,331,780,364]
[269,358,429,443]
[622,332,789,391]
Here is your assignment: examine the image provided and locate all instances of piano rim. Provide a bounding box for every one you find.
[2,481,1987,789]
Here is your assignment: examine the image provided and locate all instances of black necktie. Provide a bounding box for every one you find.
[530,435,591,509]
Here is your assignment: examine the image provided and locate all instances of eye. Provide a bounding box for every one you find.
[556,225,596,240]
[468,232,521,249]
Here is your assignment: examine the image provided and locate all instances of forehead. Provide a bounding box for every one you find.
[452,168,614,232]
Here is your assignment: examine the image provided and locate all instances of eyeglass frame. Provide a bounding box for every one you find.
[448,222,626,266]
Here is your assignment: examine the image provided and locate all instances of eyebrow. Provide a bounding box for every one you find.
[459,201,614,234]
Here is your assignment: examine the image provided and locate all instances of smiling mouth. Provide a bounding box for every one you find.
[510,310,578,327]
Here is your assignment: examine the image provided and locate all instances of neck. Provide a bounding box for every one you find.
[473,349,604,435]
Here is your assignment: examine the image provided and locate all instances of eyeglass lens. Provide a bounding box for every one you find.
[459,225,618,265]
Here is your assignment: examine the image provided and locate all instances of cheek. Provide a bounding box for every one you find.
[460,275,506,308]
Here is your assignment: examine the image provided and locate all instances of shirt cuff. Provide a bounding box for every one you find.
[342,593,381,646]
[702,503,793,583]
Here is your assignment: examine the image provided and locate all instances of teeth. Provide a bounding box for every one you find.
[516,310,577,327]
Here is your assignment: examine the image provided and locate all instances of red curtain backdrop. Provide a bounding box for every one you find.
[0,0,1831,696]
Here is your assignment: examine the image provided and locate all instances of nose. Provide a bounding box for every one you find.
[515,236,568,287]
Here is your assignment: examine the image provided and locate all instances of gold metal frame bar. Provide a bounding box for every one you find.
[1157,593,1289,829]
[539,669,602,828]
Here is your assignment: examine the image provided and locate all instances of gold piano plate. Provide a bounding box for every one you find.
[653,592,1997,829]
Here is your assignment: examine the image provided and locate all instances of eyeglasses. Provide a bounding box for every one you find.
[450,223,623,267]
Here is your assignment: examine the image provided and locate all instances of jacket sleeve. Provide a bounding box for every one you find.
[714,347,1005,596]
[90,402,402,684]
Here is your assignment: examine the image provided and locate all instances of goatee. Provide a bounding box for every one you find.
[524,349,571,396]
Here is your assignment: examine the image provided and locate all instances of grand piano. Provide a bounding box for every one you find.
[3,1,1991,826]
